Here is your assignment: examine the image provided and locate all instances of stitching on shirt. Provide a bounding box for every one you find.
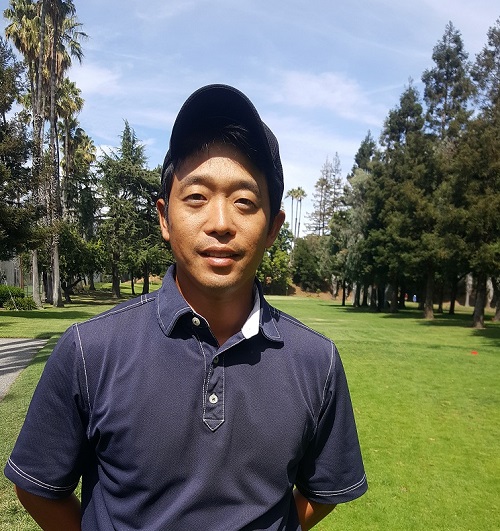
[198,336,209,419]
[265,306,281,339]
[156,291,190,335]
[303,474,367,496]
[86,296,155,324]
[7,458,78,492]
[318,342,335,420]
[74,324,92,424]
[196,334,225,429]
[277,311,337,432]
[278,311,333,344]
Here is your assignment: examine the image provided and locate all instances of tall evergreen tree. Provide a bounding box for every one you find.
[420,21,475,318]
[306,154,343,235]
[99,122,169,298]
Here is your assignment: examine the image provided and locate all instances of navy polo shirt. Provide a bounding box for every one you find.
[5,265,367,530]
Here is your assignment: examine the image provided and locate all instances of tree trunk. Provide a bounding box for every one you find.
[52,235,64,307]
[112,252,121,298]
[492,277,500,322]
[142,263,150,295]
[31,250,42,307]
[130,272,135,296]
[465,273,473,307]
[377,284,385,312]
[370,285,377,310]
[389,282,398,313]
[353,283,361,307]
[423,269,434,320]
[43,270,53,305]
[449,276,458,315]
[437,283,444,314]
[341,278,346,306]
[398,280,406,309]
[472,273,487,329]
[362,283,369,307]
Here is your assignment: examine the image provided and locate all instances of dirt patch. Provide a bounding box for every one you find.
[288,284,335,301]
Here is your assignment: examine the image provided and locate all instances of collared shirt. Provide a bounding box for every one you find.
[5,265,367,530]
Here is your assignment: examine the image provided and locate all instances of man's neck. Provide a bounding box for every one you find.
[176,278,255,346]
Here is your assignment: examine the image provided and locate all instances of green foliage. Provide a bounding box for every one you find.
[0,37,33,260]
[3,296,37,310]
[98,124,166,296]
[292,236,328,292]
[0,285,24,306]
[257,223,293,294]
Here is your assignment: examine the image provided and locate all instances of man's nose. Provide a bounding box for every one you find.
[206,197,235,235]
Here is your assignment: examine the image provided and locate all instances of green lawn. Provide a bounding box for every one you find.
[1,290,499,530]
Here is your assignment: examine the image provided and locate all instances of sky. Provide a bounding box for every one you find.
[2,0,499,228]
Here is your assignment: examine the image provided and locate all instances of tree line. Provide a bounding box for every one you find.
[290,20,500,328]
[1,0,173,304]
[1,6,499,329]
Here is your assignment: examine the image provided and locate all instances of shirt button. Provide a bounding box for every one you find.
[213,356,219,365]
[209,393,218,404]
[192,316,201,327]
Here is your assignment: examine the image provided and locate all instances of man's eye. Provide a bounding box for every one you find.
[185,193,205,202]
[236,198,256,208]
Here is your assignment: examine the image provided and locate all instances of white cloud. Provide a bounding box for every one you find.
[272,71,387,126]
[69,62,122,96]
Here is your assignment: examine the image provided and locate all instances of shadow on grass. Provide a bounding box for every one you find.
[0,310,96,321]
[317,302,500,348]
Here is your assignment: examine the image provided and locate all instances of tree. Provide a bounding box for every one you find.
[306,154,343,235]
[4,0,45,306]
[294,187,306,239]
[4,0,87,307]
[44,0,86,307]
[292,236,328,292]
[57,77,84,218]
[458,18,500,328]
[257,222,293,294]
[0,37,33,260]
[421,22,475,319]
[99,122,168,298]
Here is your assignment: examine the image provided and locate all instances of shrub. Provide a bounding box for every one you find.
[3,296,37,311]
[0,285,25,306]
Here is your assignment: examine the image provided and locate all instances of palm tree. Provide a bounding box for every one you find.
[45,0,86,306]
[285,188,298,238]
[295,187,307,238]
[57,77,84,218]
[4,0,46,307]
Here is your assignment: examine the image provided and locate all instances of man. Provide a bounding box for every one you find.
[5,84,367,530]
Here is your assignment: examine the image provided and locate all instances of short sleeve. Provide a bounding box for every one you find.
[295,347,367,504]
[4,326,90,499]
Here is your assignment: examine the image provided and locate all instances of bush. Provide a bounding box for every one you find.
[0,285,25,306]
[3,296,37,310]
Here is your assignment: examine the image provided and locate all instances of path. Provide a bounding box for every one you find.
[0,338,48,400]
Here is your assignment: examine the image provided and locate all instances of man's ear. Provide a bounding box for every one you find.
[266,210,286,248]
[156,198,170,242]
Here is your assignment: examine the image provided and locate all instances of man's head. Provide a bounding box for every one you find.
[160,84,284,220]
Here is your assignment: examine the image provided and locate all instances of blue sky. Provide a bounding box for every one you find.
[3,0,499,226]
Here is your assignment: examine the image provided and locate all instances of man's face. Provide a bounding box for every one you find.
[157,143,284,304]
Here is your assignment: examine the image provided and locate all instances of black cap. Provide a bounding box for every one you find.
[161,84,284,216]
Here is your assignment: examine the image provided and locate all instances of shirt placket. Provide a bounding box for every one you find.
[191,315,225,431]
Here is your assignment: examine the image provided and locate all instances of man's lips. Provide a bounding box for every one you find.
[199,248,241,266]
[202,251,237,258]
[200,247,240,258]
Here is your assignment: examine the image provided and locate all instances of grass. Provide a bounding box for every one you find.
[1,288,499,530]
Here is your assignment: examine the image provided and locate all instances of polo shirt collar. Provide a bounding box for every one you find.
[156,265,282,343]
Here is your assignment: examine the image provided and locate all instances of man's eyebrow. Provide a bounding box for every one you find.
[177,173,263,198]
